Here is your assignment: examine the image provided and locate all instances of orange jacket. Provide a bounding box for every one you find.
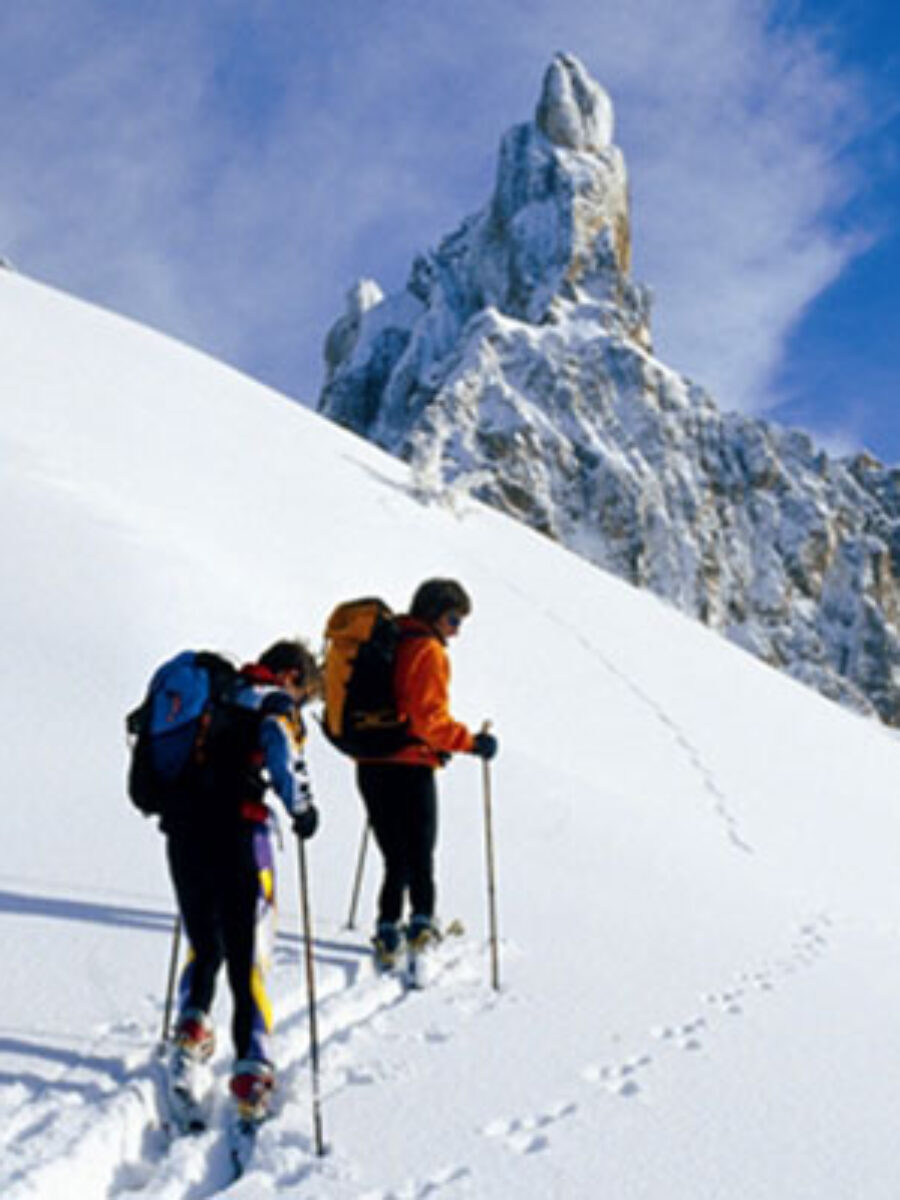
[385,617,475,767]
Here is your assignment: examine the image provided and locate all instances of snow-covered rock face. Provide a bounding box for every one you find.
[536,52,614,152]
[317,55,900,725]
[319,52,648,443]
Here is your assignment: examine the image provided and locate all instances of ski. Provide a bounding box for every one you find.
[228,1105,270,1179]
[161,1050,213,1136]
[405,918,465,990]
[227,1067,276,1178]
[228,1115,258,1178]
[371,938,403,977]
[404,944,429,989]
[166,1081,209,1135]
[368,918,466,988]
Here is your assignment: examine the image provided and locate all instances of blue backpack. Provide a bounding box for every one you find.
[126,650,239,817]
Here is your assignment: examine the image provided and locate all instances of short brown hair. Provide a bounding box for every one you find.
[409,579,472,624]
[258,639,321,688]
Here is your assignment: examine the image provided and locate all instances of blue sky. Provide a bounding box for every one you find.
[1,1,897,461]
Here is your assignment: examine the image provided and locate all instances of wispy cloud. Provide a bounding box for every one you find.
[0,0,875,424]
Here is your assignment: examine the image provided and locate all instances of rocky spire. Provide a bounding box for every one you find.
[485,53,637,316]
[319,53,650,441]
[535,52,615,153]
[317,57,900,726]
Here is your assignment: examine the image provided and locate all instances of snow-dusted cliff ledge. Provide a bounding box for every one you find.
[318,53,900,724]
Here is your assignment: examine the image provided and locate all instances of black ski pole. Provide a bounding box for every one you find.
[480,721,501,991]
[297,837,326,1156]
[346,820,371,930]
[159,914,182,1053]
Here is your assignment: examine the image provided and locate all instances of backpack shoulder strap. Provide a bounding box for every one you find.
[259,688,295,719]
[194,651,239,697]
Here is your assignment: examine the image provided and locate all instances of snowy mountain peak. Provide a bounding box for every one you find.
[535,52,615,151]
[319,54,650,441]
[486,51,638,326]
[317,58,900,725]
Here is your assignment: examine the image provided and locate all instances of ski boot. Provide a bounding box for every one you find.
[228,1059,275,1177]
[230,1058,275,1124]
[371,920,403,974]
[173,1010,216,1062]
[405,915,439,988]
[167,1009,215,1132]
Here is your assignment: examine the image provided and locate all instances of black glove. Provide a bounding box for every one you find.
[292,804,319,840]
[471,731,498,760]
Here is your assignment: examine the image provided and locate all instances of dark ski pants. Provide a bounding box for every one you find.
[166,819,275,1064]
[357,762,438,926]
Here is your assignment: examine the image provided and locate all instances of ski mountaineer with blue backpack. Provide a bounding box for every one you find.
[155,640,320,1128]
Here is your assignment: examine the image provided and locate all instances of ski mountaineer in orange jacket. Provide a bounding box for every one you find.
[385,615,475,766]
[355,578,499,971]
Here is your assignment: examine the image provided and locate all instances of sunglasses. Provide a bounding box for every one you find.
[445,611,465,630]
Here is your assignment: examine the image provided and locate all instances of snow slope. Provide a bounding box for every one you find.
[3,270,900,1199]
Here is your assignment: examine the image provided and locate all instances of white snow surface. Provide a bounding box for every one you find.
[3,271,900,1198]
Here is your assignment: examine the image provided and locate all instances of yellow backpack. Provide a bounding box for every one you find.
[322,598,417,758]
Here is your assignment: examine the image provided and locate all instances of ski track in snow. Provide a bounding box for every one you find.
[2,912,835,1197]
[1,927,495,1199]
[478,913,833,1158]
